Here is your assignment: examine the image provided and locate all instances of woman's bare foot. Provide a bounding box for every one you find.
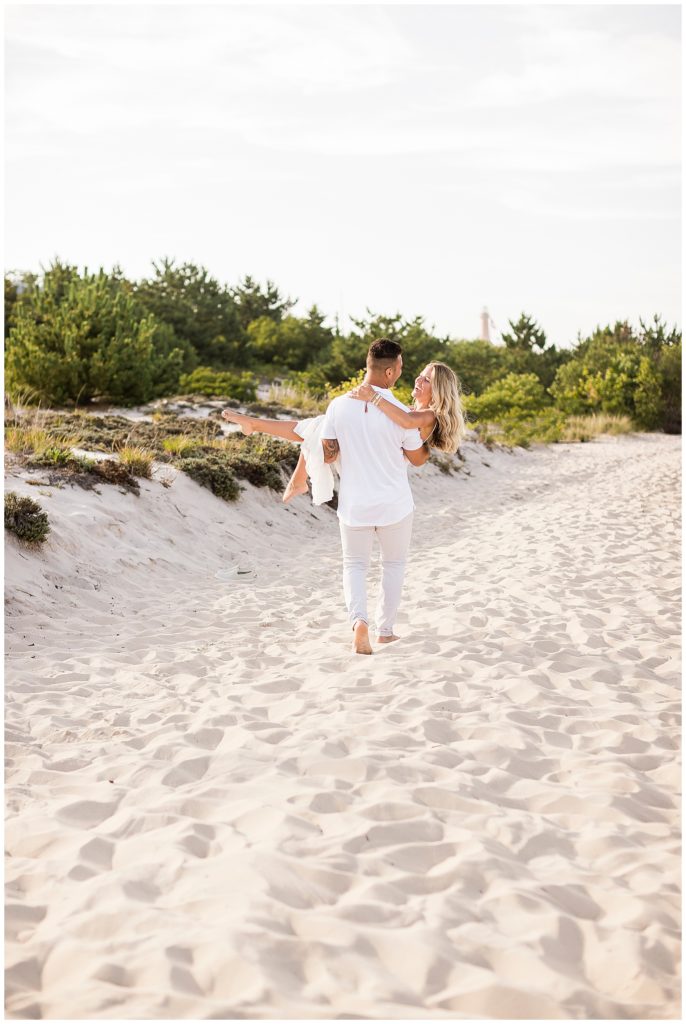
[377,635,400,644]
[352,621,373,655]
[222,410,253,435]
[283,478,309,503]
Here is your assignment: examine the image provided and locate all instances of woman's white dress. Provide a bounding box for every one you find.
[293,415,337,505]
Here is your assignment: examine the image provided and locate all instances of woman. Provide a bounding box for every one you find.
[221,361,467,503]
[348,361,466,452]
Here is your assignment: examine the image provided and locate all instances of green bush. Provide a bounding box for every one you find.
[27,445,73,467]
[658,341,682,433]
[175,454,241,501]
[548,319,681,432]
[5,262,191,406]
[246,306,334,371]
[134,258,241,368]
[178,366,258,402]
[465,372,549,422]
[5,492,50,543]
[633,355,665,430]
[499,409,566,447]
[227,435,298,487]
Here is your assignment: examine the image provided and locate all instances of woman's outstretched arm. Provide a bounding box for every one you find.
[222,410,303,442]
[347,384,435,430]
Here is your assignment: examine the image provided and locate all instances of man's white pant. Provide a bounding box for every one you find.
[339,512,413,637]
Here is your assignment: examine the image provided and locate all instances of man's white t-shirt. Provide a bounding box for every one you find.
[320,387,424,528]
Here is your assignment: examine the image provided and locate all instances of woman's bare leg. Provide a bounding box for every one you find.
[283,451,309,504]
[222,411,302,443]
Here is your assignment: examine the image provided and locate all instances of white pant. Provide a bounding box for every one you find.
[339,513,413,637]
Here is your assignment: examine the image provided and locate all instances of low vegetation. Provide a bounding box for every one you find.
[4,491,51,544]
[4,405,300,504]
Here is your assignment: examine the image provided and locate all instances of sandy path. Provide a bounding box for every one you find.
[4,433,681,1019]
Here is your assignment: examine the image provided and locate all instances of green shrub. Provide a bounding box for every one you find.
[176,454,241,501]
[548,320,681,433]
[178,366,257,402]
[465,372,549,423]
[221,453,283,490]
[499,409,566,447]
[229,435,299,479]
[27,445,73,467]
[246,308,334,372]
[658,341,681,434]
[5,262,190,406]
[326,369,366,400]
[633,356,665,430]
[4,492,50,544]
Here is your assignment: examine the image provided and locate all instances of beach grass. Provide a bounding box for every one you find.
[561,413,634,441]
[267,383,327,416]
[116,446,155,478]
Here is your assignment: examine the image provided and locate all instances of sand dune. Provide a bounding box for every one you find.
[4,431,681,1019]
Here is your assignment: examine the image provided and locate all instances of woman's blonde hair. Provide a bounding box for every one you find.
[423,362,468,453]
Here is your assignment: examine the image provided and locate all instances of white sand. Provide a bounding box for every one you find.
[4,432,681,1019]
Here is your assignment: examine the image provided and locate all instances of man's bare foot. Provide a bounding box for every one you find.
[352,621,373,655]
[377,635,400,644]
[221,411,253,435]
[283,479,309,503]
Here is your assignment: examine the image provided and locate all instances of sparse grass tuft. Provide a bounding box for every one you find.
[5,424,83,459]
[4,491,50,544]
[162,435,202,456]
[117,446,154,478]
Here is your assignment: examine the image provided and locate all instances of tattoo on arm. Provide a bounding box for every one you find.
[322,439,340,463]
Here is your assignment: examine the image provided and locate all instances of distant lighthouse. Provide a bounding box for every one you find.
[480,306,490,341]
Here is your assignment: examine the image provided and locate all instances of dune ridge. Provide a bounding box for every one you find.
[5,432,681,1019]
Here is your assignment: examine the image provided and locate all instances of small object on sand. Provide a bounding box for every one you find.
[214,565,256,583]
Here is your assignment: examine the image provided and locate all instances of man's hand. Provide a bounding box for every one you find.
[403,442,430,467]
[322,439,340,464]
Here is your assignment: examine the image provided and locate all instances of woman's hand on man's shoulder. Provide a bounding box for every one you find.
[348,383,375,402]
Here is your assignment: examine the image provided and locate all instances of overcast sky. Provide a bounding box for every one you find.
[4,2,681,348]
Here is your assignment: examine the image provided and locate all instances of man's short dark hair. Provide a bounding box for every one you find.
[367,338,402,366]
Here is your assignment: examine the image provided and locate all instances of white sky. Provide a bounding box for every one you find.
[4,2,682,348]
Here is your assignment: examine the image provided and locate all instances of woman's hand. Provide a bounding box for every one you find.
[348,383,376,402]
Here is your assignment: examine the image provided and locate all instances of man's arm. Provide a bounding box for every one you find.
[404,442,430,467]
[322,438,340,464]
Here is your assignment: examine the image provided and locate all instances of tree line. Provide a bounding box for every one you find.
[4,258,681,433]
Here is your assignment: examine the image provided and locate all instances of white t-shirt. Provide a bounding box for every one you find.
[320,387,424,527]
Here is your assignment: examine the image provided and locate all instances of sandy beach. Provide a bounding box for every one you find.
[4,430,681,1019]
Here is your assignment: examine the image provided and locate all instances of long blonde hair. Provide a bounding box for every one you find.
[422,362,468,453]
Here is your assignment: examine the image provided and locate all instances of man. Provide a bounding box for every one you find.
[320,338,430,655]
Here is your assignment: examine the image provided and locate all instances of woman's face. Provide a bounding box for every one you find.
[413,365,434,406]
